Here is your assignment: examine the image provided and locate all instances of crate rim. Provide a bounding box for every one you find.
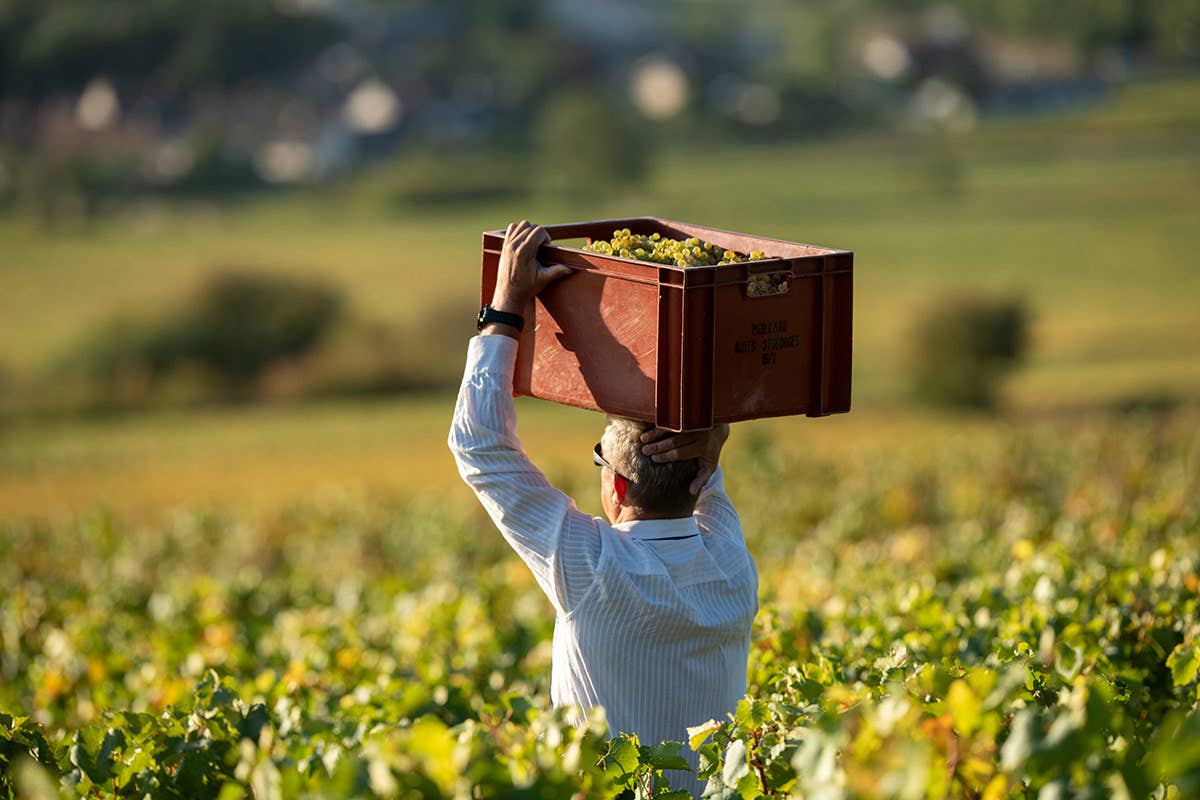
[481,215,853,274]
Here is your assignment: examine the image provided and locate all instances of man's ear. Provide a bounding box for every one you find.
[613,473,628,505]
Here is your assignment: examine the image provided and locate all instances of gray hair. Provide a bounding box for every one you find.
[602,416,698,516]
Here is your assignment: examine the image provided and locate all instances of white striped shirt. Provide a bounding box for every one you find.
[448,335,758,796]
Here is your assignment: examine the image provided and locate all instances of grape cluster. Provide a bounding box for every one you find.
[583,228,766,268]
[747,272,790,297]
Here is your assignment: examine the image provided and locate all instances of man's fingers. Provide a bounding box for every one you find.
[640,428,674,444]
[649,445,702,463]
[506,220,527,240]
[511,223,534,247]
[540,263,572,283]
[641,428,695,447]
[506,220,530,246]
[514,224,546,258]
[642,434,699,456]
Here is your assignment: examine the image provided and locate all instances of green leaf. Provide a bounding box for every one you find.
[1167,642,1200,688]
[216,783,248,800]
[640,741,691,772]
[733,699,769,730]
[696,741,722,779]
[502,693,535,724]
[603,736,640,780]
[238,703,272,744]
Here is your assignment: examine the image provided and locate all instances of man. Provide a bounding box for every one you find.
[448,220,758,795]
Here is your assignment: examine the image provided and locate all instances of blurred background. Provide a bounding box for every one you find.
[1,0,1198,520]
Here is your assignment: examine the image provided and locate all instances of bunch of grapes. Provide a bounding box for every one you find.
[583,229,766,268]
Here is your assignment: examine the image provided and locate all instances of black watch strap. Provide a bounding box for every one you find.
[477,305,525,332]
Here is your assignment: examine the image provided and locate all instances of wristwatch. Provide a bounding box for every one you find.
[477,305,525,332]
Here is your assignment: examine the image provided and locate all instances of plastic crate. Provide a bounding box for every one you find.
[480,217,852,431]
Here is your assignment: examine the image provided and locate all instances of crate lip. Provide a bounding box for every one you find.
[481,216,853,275]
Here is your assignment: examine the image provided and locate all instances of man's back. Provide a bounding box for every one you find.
[556,518,757,790]
[449,334,757,796]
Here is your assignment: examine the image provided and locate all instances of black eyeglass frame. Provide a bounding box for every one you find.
[592,442,629,481]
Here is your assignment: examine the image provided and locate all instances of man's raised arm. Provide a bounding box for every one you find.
[447,221,596,612]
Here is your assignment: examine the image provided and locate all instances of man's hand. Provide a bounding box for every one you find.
[640,424,731,495]
[488,220,572,331]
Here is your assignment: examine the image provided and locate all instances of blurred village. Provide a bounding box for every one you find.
[1,0,1182,216]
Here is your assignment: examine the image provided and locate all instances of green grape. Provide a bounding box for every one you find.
[582,227,769,269]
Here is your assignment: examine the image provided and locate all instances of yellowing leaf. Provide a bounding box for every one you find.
[981,775,1008,800]
[947,680,982,736]
[687,719,721,750]
[408,717,457,790]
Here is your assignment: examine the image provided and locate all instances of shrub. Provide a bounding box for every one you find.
[59,270,344,408]
[154,271,343,383]
[258,290,476,401]
[46,277,481,414]
[910,292,1029,410]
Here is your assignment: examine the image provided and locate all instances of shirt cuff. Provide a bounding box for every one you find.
[466,333,518,382]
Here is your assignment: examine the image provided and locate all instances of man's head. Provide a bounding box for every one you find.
[598,416,699,523]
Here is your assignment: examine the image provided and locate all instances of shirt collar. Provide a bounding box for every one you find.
[611,516,700,540]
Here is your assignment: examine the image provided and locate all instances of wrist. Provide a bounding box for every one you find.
[480,321,521,339]
[490,290,526,316]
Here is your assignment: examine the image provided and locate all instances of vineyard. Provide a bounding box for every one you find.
[1,410,1197,798]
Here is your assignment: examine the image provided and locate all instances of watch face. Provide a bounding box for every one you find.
[476,305,489,331]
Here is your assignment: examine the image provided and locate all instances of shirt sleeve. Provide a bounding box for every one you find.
[693,466,745,543]
[447,334,602,614]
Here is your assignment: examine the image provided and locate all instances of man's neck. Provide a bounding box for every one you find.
[612,507,693,525]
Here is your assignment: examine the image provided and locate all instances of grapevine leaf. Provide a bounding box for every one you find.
[947,680,982,736]
[238,704,271,744]
[687,719,722,750]
[502,693,535,724]
[721,739,750,787]
[1167,642,1200,688]
[603,736,640,780]
[641,741,691,772]
[1054,645,1084,681]
[216,783,248,800]
[734,699,769,730]
[696,741,722,780]
[407,717,456,791]
[1000,709,1037,773]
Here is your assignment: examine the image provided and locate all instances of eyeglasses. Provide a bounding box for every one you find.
[593,442,628,481]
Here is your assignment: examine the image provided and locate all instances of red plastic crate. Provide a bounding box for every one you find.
[480,217,852,431]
